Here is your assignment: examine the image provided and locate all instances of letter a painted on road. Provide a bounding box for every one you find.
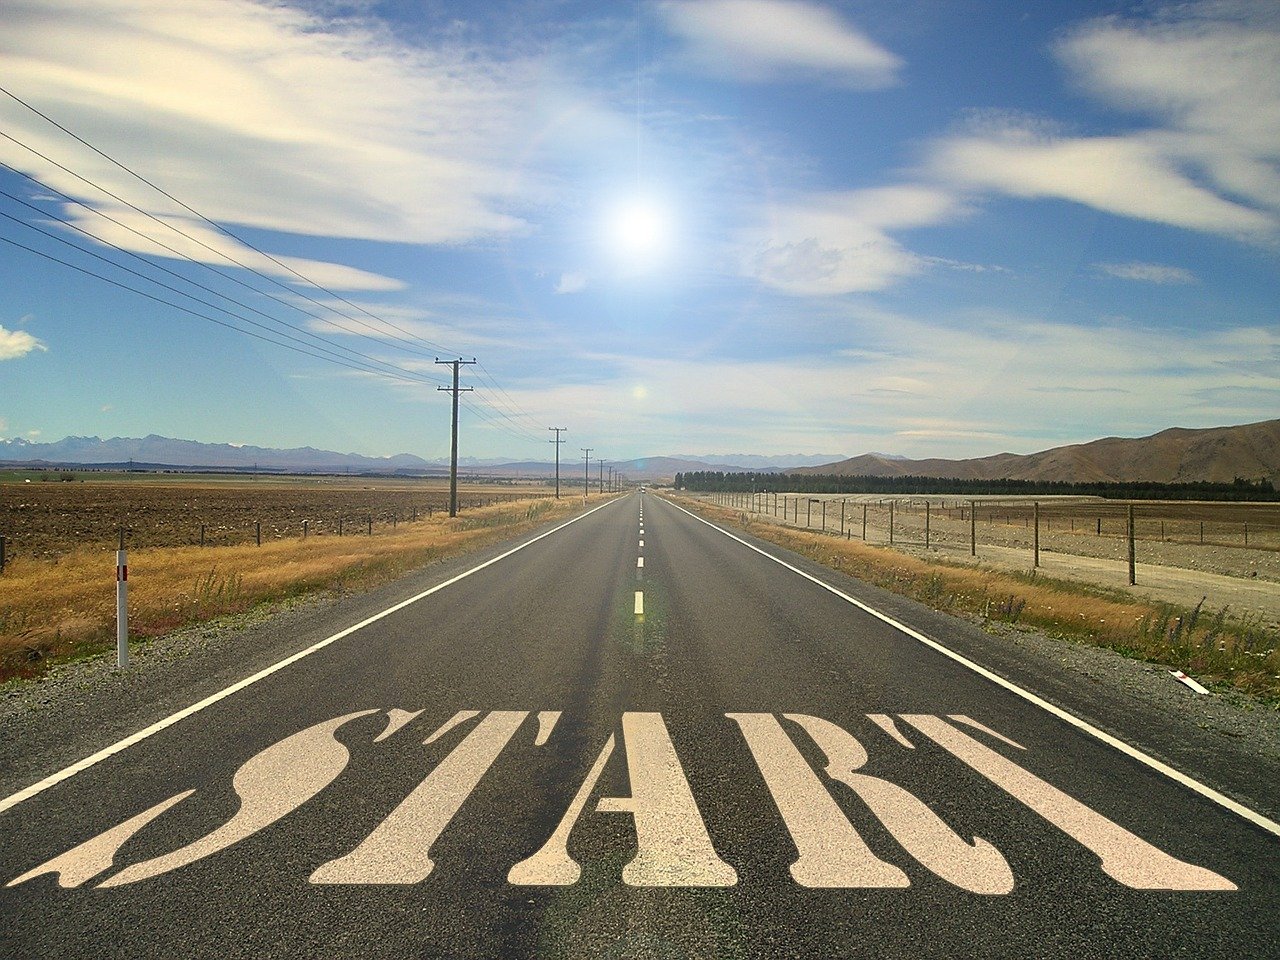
[510,712,737,887]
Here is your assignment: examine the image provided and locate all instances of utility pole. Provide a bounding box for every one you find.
[581,448,592,500]
[435,357,476,517]
[548,427,567,499]
[598,460,606,494]
[608,465,614,493]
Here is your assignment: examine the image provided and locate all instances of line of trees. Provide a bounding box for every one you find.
[673,471,1278,501]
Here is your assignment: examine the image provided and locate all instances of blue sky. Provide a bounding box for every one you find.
[0,0,1276,463]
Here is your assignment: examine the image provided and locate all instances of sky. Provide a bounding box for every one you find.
[0,0,1277,464]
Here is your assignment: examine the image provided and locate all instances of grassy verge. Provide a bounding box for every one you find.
[671,495,1280,702]
[0,494,613,683]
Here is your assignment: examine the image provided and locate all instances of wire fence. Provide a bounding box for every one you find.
[0,485,557,566]
[693,490,1280,628]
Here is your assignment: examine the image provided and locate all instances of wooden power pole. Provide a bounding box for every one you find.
[435,357,476,517]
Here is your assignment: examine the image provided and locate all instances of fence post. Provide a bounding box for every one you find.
[862,503,867,541]
[116,527,129,669]
[1033,502,1040,568]
[840,500,846,537]
[806,498,812,528]
[821,500,826,532]
[925,501,930,549]
[303,520,309,539]
[1244,522,1249,546]
[1,534,6,572]
[970,501,976,557]
[368,516,373,536]
[1199,521,1204,545]
[889,501,895,546]
[1127,505,1136,585]
[200,523,205,546]
[339,518,344,537]
[256,520,261,547]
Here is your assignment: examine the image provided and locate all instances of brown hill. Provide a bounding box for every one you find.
[800,419,1280,485]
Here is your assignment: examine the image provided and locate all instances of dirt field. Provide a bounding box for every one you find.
[694,492,1280,630]
[0,474,555,561]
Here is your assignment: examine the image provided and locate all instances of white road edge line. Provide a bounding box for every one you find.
[635,591,644,616]
[0,496,624,816]
[662,496,1280,840]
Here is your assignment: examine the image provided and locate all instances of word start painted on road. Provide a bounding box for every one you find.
[8,710,1234,893]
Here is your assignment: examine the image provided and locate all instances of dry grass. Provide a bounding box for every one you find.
[0,495,610,683]
[674,497,1280,702]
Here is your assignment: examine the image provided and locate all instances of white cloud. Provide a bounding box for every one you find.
[743,186,965,295]
[0,0,549,258]
[555,272,588,294]
[1094,261,1196,284]
[928,122,1274,238]
[57,203,406,291]
[926,7,1280,241]
[0,324,47,360]
[658,0,901,86]
[1058,9,1280,214]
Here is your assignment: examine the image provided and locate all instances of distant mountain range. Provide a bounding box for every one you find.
[3,420,1276,484]
[795,419,1280,485]
[0,435,773,480]
[0,434,440,474]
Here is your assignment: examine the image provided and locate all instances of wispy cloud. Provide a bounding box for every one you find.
[927,119,1274,238]
[658,0,901,87]
[1093,261,1196,284]
[742,185,965,295]
[0,323,47,360]
[925,5,1280,241]
[555,271,588,294]
[1058,5,1280,217]
[0,0,549,255]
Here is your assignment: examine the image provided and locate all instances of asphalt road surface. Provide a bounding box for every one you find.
[2,491,1276,958]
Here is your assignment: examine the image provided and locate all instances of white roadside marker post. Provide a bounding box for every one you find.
[115,527,129,669]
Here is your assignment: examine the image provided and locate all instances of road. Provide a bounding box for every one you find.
[1,491,1276,958]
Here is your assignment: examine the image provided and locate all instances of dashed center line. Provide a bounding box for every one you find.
[634,591,644,617]
[637,557,644,568]
[639,539,644,548]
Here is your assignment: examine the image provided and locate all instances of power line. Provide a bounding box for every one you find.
[0,86,550,435]
[0,233,431,384]
[0,189,448,386]
[458,395,545,445]
[0,159,449,376]
[0,85,464,358]
[0,131,452,365]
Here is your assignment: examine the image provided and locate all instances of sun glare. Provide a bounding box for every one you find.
[606,197,672,266]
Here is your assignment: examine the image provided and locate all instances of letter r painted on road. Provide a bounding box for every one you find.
[727,713,1012,893]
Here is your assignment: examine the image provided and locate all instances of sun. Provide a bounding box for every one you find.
[606,197,672,267]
